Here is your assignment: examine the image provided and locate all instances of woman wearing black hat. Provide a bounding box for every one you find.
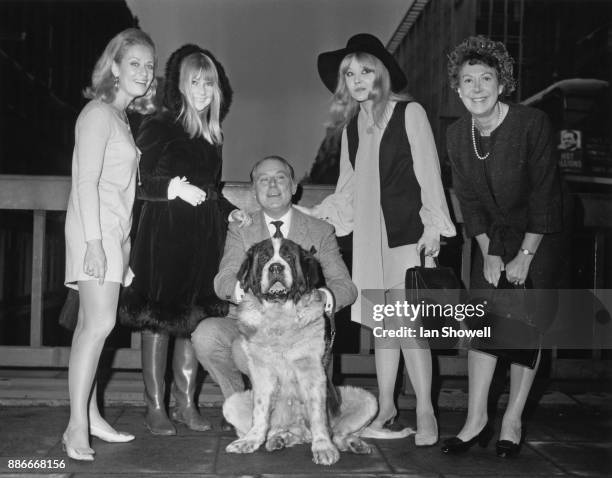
[302,34,456,445]
[119,44,250,435]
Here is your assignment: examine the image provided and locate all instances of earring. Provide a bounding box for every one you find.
[114,76,119,90]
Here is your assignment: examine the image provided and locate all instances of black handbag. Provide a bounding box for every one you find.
[405,250,462,349]
[58,289,79,331]
[468,272,540,368]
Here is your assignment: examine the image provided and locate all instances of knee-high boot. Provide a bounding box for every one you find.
[170,337,211,431]
[141,330,176,435]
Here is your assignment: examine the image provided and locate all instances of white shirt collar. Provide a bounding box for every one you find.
[263,209,292,238]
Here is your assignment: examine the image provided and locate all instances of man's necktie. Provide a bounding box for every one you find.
[270,220,284,238]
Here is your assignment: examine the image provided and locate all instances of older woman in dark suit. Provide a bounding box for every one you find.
[441,36,567,458]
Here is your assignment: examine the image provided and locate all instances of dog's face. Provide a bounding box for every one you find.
[237,238,321,303]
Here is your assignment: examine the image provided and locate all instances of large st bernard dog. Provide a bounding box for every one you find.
[223,237,377,465]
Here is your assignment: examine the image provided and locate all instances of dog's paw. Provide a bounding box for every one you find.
[311,439,340,466]
[346,435,372,454]
[226,437,261,454]
[265,434,286,452]
[333,434,372,454]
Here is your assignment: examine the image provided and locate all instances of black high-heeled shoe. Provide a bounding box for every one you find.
[441,423,494,454]
[496,427,525,458]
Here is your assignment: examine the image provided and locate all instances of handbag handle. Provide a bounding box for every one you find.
[497,271,532,290]
[493,271,537,327]
[419,248,439,268]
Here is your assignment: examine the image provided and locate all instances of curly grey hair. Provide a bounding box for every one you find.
[447,35,516,96]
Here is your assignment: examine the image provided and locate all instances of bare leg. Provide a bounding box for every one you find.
[64,281,120,456]
[401,345,437,445]
[88,383,113,431]
[456,349,497,441]
[370,347,400,428]
[88,383,135,441]
[500,350,541,443]
[363,321,417,440]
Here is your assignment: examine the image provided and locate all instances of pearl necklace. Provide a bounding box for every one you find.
[471,102,503,160]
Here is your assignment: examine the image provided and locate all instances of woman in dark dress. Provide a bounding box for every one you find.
[441,36,567,457]
[120,44,250,435]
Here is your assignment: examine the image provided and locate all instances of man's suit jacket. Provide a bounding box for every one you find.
[214,207,357,311]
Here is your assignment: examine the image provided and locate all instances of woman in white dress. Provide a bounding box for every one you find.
[302,34,456,445]
[63,28,156,460]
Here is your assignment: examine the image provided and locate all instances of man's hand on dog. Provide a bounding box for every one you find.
[314,287,335,316]
[223,238,376,466]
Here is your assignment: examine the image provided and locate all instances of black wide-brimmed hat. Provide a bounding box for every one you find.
[317,33,407,93]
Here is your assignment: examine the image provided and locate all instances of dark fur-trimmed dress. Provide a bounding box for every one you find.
[119,111,234,336]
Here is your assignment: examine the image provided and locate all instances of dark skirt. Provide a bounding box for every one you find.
[466,222,570,366]
[119,198,230,337]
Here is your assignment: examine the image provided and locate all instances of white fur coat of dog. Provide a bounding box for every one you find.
[223,237,377,465]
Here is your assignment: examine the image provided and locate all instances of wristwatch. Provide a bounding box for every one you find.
[521,248,535,256]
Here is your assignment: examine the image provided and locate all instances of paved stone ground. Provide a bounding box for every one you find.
[0,401,610,477]
[0,369,610,477]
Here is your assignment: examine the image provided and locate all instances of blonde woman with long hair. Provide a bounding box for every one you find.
[120,44,250,436]
[301,34,456,446]
[63,28,156,460]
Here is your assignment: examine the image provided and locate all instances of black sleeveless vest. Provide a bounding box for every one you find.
[346,101,423,248]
